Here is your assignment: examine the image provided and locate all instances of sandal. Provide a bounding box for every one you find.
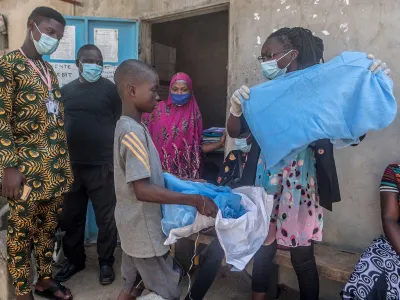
[35,281,73,300]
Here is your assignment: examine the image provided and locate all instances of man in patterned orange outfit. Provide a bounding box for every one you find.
[0,7,73,300]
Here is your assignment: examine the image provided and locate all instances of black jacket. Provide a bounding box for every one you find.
[313,140,341,211]
[313,135,365,211]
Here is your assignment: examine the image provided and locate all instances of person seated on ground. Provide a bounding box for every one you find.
[113,59,218,300]
[142,72,226,180]
[341,164,400,299]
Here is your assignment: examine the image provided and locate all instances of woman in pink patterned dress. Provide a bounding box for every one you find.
[142,72,225,179]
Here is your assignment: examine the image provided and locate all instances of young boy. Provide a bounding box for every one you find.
[113,59,218,300]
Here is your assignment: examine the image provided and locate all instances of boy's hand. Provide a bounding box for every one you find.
[196,195,218,218]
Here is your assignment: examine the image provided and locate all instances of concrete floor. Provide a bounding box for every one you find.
[35,246,301,300]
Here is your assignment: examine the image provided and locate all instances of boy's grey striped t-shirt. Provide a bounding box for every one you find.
[114,116,169,258]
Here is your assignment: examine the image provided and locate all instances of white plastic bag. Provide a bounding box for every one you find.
[164,213,215,246]
[163,186,273,272]
[215,186,274,271]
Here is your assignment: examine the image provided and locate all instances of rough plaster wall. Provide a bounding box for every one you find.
[229,0,400,251]
[2,0,228,49]
[74,0,228,19]
[152,11,229,128]
[0,0,72,50]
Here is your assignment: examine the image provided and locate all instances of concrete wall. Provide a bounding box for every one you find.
[1,0,399,253]
[228,0,400,252]
[2,0,229,49]
[152,11,229,128]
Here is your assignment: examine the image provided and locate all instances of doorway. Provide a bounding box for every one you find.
[151,10,229,129]
[149,10,230,186]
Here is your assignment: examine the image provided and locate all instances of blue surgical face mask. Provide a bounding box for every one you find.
[235,138,252,153]
[170,93,191,106]
[80,62,103,83]
[261,50,294,80]
[31,23,59,55]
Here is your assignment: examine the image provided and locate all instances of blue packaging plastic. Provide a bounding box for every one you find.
[243,52,396,169]
[161,173,246,235]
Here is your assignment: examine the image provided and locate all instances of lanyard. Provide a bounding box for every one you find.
[19,48,52,93]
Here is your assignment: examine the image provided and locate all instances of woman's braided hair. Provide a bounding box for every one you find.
[268,27,324,70]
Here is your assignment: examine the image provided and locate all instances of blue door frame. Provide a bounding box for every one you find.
[45,16,139,66]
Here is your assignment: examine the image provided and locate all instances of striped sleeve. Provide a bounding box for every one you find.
[380,165,399,194]
[120,129,151,183]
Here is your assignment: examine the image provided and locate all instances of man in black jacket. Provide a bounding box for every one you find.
[55,44,121,285]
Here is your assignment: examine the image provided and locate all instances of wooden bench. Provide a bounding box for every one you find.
[188,234,361,283]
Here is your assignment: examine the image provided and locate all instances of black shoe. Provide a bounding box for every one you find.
[54,262,85,282]
[100,265,115,285]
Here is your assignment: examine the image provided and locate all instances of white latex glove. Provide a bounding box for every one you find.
[368,54,391,75]
[230,85,251,117]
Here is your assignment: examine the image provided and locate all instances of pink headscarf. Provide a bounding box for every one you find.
[142,72,203,179]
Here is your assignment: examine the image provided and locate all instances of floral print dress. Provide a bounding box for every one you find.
[255,147,323,247]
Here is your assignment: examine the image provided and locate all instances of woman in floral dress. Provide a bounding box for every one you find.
[227,27,386,300]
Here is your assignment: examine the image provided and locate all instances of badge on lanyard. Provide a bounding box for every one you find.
[46,91,59,116]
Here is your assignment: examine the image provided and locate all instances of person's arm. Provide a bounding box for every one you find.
[227,113,242,138]
[0,60,18,168]
[0,59,26,199]
[119,128,217,217]
[227,86,250,138]
[133,179,216,217]
[381,191,400,254]
[201,133,226,153]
